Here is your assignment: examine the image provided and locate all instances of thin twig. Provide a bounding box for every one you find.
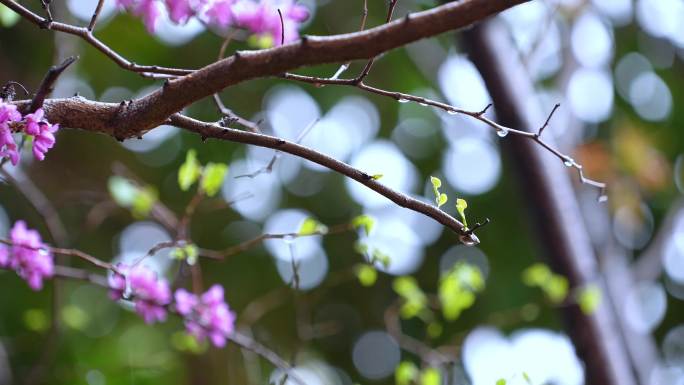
[0,0,191,76]
[235,118,319,179]
[170,113,480,241]
[332,0,368,79]
[281,73,606,199]
[354,0,399,83]
[229,332,306,385]
[28,56,78,113]
[0,238,116,271]
[201,223,350,260]
[277,9,285,46]
[87,0,106,31]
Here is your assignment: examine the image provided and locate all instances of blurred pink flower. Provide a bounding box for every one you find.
[5,221,54,290]
[109,264,171,324]
[174,284,236,347]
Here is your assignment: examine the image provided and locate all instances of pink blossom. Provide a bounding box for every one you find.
[117,0,161,32]
[108,264,171,324]
[174,284,236,347]
[165,0,196,24]
[233,0,309,45]
[174,288,198,316]
[0,101,21,165]
[23,108,59,161]
[204,0,236,27]
[6,221,54,290]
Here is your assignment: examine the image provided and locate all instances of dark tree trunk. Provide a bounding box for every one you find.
[464,20,638,385]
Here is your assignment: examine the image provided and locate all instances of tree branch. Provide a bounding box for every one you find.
[4,0,526,138]
[169,113,476,239]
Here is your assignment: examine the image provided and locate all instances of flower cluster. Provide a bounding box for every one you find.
[108,264,172,324]
[0,221,54,290]
[174,285,236,347]
[116,0,309,45]
[0,100,59,166]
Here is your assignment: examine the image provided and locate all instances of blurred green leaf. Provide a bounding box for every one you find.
[108,176,138,207]
[298,217,328,236]
[0,5,19,28]
[395,361,418,385]
[200,162,228,197]
[371,174,383,180]
[62,305,89,330]
[355,264,378,287]
[439,262,485,321]
[575,284,602,315]
[131,186,158,218]
[247,34,274,49]
[522,263,552,287]
[393,276,428,319]
[420,368,441,385]
[371,249,391,268]
[172,244,200,265]
[427,322,443,338]
[545,275,569,304]
[352,215,375,236]
[24,309,48,332]
[178,149,202,191]
[496,380,507,385]
[171,331,207,354]
[523,263,569,304]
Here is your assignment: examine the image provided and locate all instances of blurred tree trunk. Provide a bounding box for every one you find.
[464,20,638,385]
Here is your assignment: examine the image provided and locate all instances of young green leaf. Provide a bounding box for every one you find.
[298,217,328,236]
[371,174,383,180]
[355,264,378,287]
[200,163,228,197]
[496,379,507,385]
[430,176,448,208]
[438,193,448,207]
[172,244,200,265]
[352,215,375,236]
[178,149,202,191]
[456,198,468,227]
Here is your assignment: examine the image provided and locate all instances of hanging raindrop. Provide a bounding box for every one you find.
[397,98,409,103]
[447,110,457,115]
[496,129,509,138]
[564,158,575,167]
